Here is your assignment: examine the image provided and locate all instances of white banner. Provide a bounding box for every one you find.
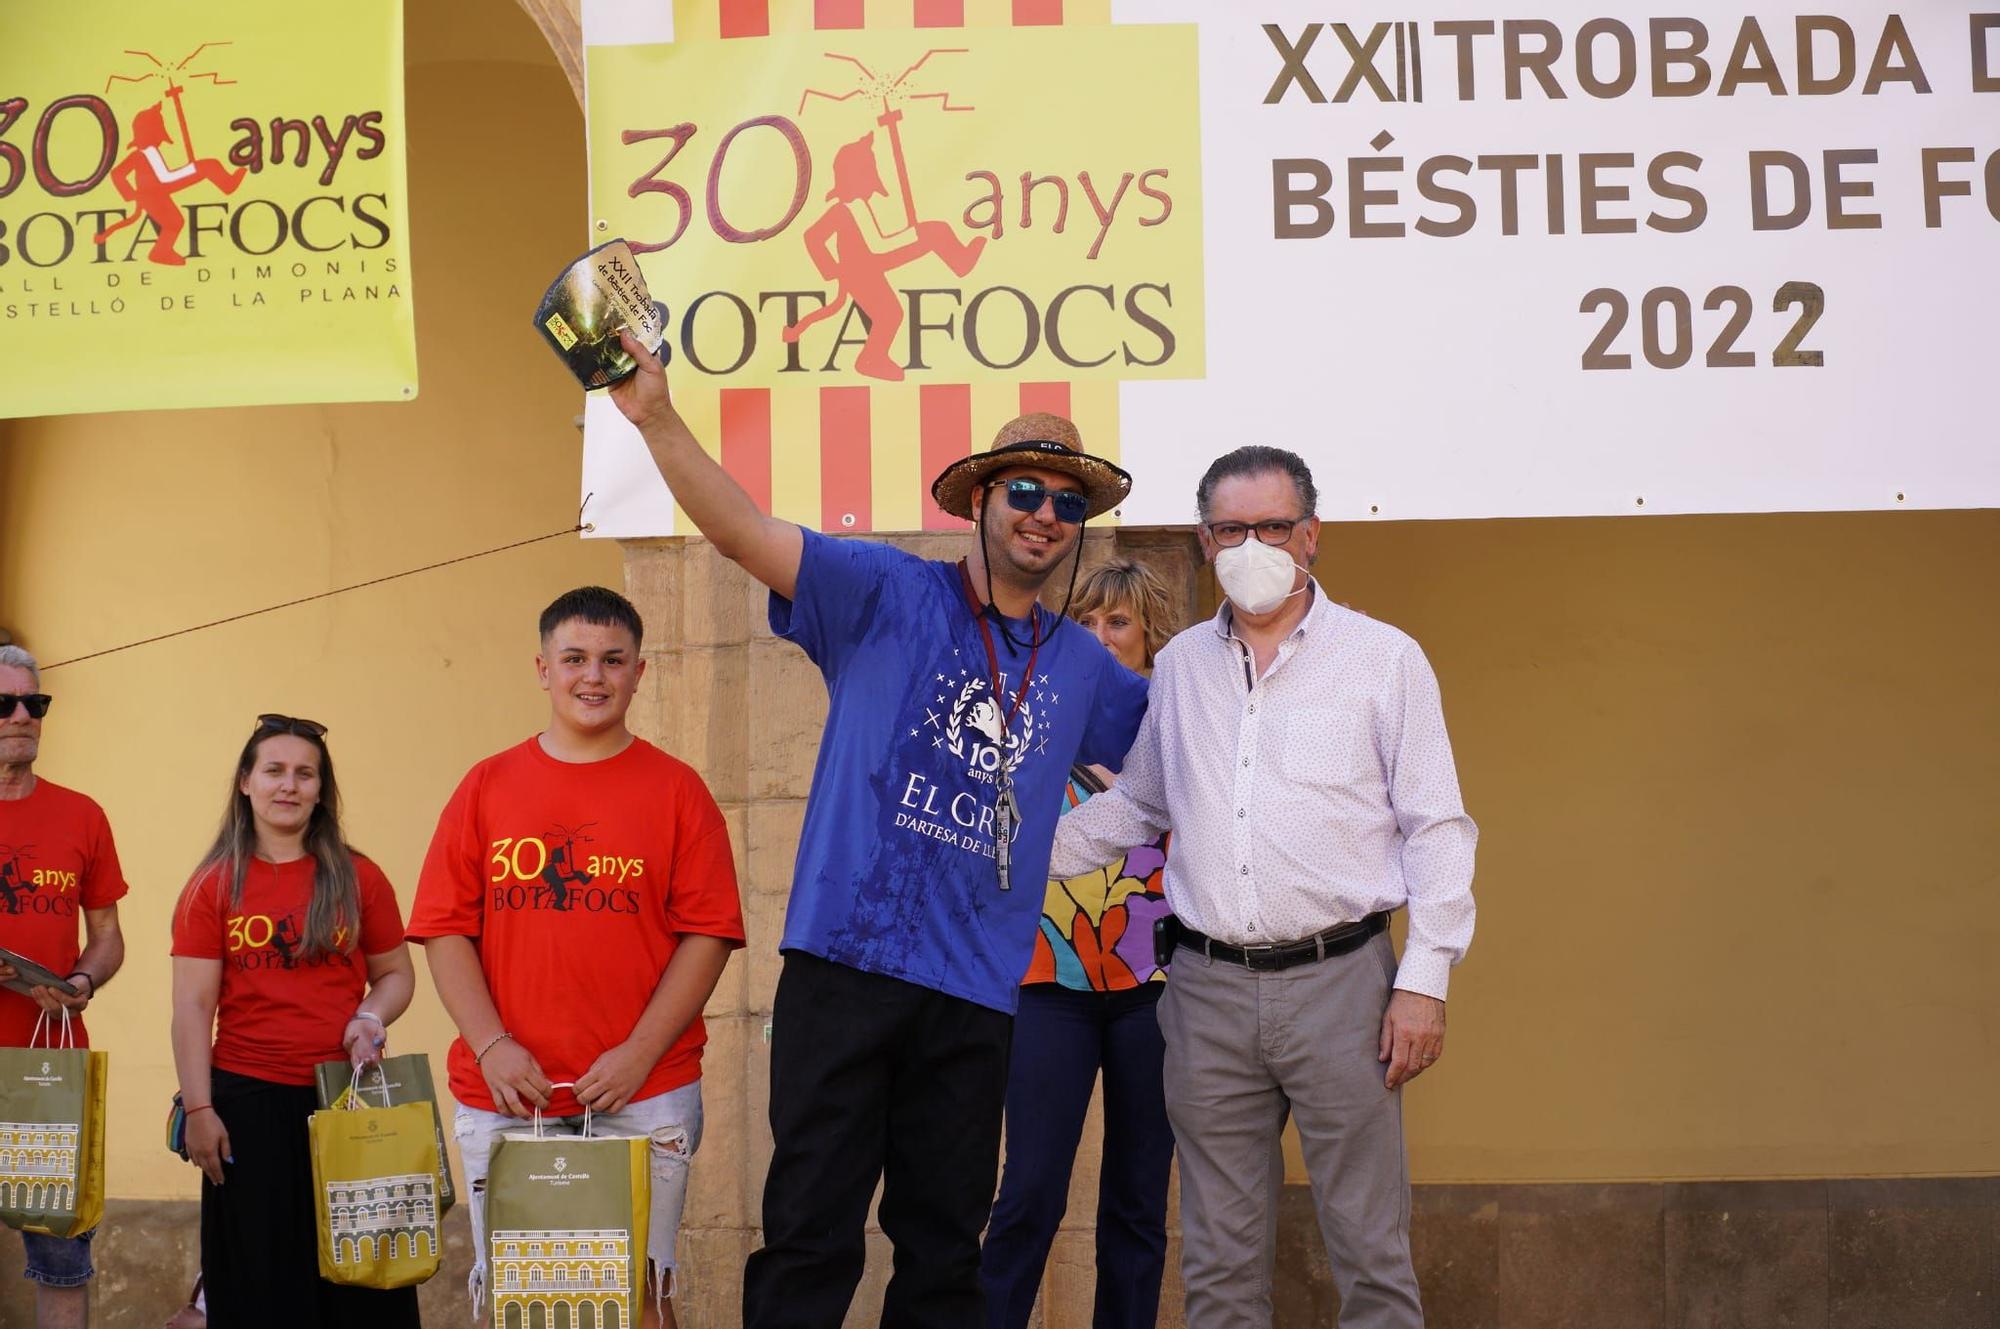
[580,2,1999,533]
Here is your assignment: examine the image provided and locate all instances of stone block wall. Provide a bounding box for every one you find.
[18,1177,1999,1327]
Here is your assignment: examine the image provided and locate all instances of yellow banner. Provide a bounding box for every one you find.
[587,24,1203,389]
[0,0,415,418]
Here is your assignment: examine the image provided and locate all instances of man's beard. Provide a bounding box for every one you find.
[978,500,1086,628]
[984,505,1071,587]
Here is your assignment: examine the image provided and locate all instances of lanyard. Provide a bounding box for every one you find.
[958,561,1043,888]
[957,561,1042,740]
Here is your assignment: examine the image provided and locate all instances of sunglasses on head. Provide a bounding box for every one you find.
[998,478,1089,525]
[0,694,50,720]
[255,712,328,738]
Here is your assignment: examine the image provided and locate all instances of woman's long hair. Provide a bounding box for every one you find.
[191,719,359,960]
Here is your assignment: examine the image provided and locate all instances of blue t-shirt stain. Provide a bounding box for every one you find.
[769,529,1150,1013]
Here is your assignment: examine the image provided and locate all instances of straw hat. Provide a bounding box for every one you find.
[929,413,1133,521]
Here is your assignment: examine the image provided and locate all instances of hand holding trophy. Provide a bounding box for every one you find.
[531,238,668,391]
[606,328,671,431]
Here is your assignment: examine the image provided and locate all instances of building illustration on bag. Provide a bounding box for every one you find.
[324,1171,439,1264]
[490,1228,633,1328]
[0,1121,79,1213]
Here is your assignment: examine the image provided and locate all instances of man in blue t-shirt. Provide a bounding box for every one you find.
[610,332,1150,1328]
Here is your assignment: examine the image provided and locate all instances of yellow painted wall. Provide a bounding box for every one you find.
[0,1,618,1200]
[1315,509,2000,1182]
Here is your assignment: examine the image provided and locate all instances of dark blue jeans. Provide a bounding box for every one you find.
[980,982,1174,1329]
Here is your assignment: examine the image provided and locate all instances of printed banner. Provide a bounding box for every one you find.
[584,0,1996,533]
[588,24,1202,390]
[0,0,416,418]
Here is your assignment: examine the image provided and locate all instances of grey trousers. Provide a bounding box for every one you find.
[1159,930,1422,1329]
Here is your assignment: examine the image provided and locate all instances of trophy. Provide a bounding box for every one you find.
[532,239,668,389]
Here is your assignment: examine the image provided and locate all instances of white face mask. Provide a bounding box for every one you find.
[1213,538,1307,616]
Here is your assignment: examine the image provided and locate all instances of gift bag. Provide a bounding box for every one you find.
[481,1093,651,1329]
[0,1011,106,1238]
[316,1054,455,1212]
[310,1090,444,1289]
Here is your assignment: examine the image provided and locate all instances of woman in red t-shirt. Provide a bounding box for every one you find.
[169,714,420,1329]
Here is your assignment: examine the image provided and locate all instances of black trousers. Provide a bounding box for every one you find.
[743,951,1013,1329]
[202,1067,421,1329]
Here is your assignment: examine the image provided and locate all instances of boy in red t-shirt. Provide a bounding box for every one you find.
[0,645,128,1329]
[408,587,744,1329]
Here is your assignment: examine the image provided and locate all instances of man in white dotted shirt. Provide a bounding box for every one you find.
[1050,445,1478,1329]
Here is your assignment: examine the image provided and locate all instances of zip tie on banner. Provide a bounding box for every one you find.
[40,495,596,672]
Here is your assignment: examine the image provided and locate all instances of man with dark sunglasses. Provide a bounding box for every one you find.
[0,645,129,1329]
[609,334,1150,1328]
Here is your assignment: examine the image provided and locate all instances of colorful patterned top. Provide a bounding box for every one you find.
[1023,766,1171,991]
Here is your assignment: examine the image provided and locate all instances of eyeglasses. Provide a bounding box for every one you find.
[256,713,328,738]
[1001,478,1089,525]
[0,694,51,720]
[1205,517,1309,547]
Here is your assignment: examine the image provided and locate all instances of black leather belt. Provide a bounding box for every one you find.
[1176,912,1389,972]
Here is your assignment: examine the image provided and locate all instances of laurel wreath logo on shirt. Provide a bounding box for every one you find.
[945,676,1034,776]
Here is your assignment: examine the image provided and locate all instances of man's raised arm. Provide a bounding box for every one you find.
[612,329,804,598]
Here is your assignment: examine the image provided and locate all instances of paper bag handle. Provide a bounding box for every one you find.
[339,1062,394,1111]
[28,1008,75,1050]
[531,1081,594,1138]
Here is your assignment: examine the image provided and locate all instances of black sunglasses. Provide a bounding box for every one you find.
[0,694,51,720]
[256,712,329,738]
[1000,478,1088,525]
